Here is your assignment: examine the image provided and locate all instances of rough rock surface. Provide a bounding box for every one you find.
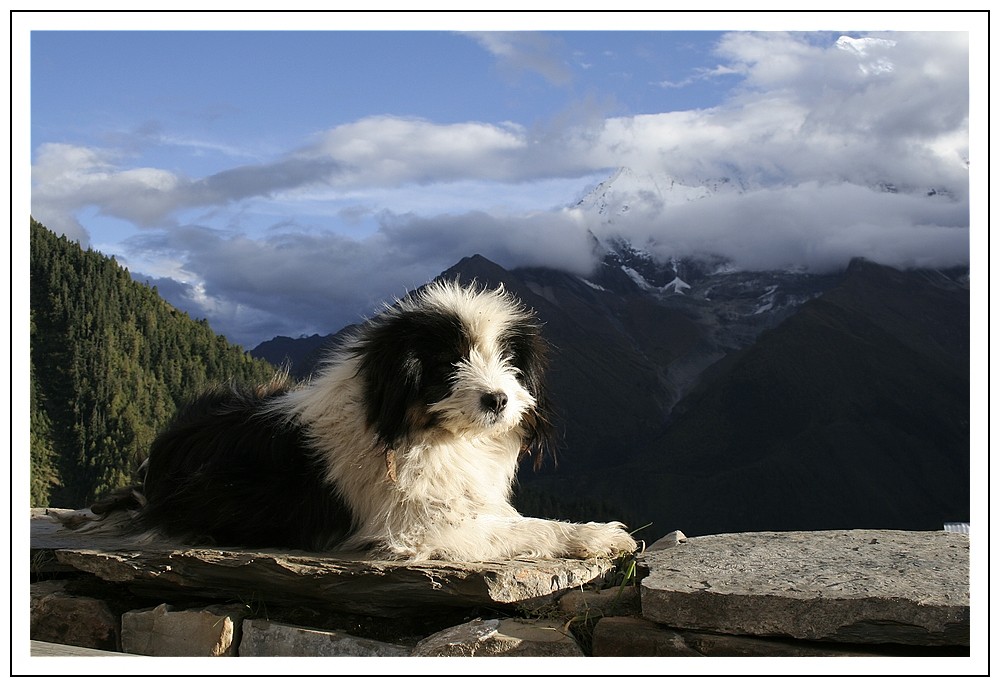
[412,618,584,657]
[239,619,409,656]
[591,617,701,656]
[121,603,248,656]
[31,640,131,657]
[676,631,896,657]
[30,580,120,651]
[646,530,688,551]
[29,511,972,659]
[557,586,641,618]
[31,508,619,617]
[641,529,969,646]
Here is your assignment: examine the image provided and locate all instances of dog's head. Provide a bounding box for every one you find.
[351,281,552,467]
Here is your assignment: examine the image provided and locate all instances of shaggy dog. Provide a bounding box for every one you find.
[134,281,636,562]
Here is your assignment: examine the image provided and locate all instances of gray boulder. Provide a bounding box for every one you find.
[641,529,969,646]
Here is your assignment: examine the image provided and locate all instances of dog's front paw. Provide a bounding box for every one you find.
[567,521,637,559]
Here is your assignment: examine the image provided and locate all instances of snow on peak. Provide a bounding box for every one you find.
[576,166,753,221]
[621,265,690,296]
[621,265,652,290]
[665,276,691,294]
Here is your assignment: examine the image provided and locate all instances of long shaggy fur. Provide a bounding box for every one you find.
[136,281,636,561]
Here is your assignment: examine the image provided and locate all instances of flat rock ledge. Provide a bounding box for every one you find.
[29,510,971,659]
[30,509,616,617]
[641,529,969,646]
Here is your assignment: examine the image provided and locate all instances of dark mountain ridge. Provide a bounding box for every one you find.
[251,334,331,378]
[613,257,970,537]
[251,249,969,540]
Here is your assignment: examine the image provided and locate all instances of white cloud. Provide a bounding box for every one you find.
[36,32,967,230]
[31,142,342,236]
[309,116,530,187]
[588,181,968,273]
[656,63,745,89]
[467,32,573,86]
[31,143,185,241]
[121,206,598,348]
[30,31,970,346]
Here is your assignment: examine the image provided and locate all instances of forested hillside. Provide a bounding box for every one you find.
[29,218,277,508]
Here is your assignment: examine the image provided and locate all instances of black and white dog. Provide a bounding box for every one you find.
[135,281,636,561]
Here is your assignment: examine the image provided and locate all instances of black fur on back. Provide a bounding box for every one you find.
[138,380,354,550]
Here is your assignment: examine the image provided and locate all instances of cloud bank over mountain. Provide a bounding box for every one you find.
[30,31,971,346]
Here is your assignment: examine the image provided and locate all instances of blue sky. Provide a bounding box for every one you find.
[21,13,980,347]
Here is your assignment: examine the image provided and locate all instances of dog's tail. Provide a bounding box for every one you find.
[89,483,147,516]
[51,460,149,531]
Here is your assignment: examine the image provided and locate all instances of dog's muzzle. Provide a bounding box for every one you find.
[480,391,508,415]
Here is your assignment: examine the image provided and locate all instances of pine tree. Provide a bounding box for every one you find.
[29,218,278,507]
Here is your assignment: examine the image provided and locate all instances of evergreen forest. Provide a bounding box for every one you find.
[29,218,277,508]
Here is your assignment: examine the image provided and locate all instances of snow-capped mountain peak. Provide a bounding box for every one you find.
[575,166,753,220]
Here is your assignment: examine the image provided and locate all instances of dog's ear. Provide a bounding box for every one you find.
[352,321,423,450]
[521,393,556,471]
[507,324,556,470]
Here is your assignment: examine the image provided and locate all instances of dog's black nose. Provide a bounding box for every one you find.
[481,392,508,414]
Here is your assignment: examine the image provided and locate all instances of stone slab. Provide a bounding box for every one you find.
[412,618,584,657]
[31,508,618,617]
[641,529,969,646]
[677,630,932,657]
[121,603,247,656]
[591,616,701,656]
[30,580,120,651]
[31,640,129,657]
[239,619,409,656]
[557,586,641,618]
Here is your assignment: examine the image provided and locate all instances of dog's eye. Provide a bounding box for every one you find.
[429,358,458,379]
[506,344,530,372]
[420,351,460,383]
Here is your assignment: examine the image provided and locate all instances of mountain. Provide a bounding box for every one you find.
[575,167,754,221]
[244,162,969,538]
[433,253,967,538]
[250,326,362,380]
[252,243,968,540]
[29,219,277,507]
[253,333,338,379]
[433,250,841,472]
[605,258,970,537]
[251,333,331,372]
[577,165,959,222]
